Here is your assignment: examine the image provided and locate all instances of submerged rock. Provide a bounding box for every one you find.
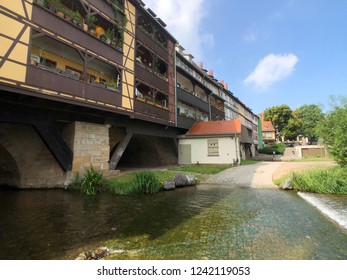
[279,178,294,190]
[185,174,197,186]
[164,180,176,191]
[173,173,197,187]
[75,247,110,260]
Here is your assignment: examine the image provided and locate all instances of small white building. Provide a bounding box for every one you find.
[178,120,242,165]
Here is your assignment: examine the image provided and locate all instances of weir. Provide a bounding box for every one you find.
[298,192,347,230]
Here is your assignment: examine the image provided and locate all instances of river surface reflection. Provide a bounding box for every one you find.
[0,185,346,260]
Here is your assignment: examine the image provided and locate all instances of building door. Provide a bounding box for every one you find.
[179,144,191,165]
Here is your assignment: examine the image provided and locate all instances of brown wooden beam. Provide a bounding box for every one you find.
[109,130,133,170]
[34,123,73,172]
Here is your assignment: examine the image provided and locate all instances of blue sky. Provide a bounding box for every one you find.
[144,0,347,114]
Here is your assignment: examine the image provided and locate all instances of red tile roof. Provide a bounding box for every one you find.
[262,120,275,132]
[187,120,241,136]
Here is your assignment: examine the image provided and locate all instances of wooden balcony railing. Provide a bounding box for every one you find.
[177,87,209,113]
[32,4,122,66]
[211,106,225,120]
[136,27,168,62]
[177,115,196,129]
[26,66,122,108]
[134,98,170,121]
[135,64,169,94]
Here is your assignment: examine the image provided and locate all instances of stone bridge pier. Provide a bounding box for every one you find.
[0,117,180,188]
[0,121,110,188]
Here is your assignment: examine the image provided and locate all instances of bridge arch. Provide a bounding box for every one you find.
[0,123,67,188]
[0,144,21,187]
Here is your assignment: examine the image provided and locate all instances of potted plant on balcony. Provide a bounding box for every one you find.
[63,7,73,22]
[103,28,114,44]
[47,0,60,13]
[85,14,98,34]
[72,10,82,26]
[105,80,117,91]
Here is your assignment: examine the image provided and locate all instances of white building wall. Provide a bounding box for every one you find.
[179,137,240,164]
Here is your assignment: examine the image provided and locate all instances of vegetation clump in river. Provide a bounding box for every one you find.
[108,171,163,195]
[292,166,347,194]
[71,164,233,196]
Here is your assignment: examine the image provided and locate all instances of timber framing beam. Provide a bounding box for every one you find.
[33,123,73,172]
[109,130,133,170]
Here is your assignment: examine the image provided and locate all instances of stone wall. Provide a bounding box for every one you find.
[0,123,66,188]
[70,122,110,173]
[0,121,111,188]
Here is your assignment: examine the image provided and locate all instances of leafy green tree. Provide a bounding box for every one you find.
[264,104,293,139]
[316,96,347,166]
[296,104,324,143]
[282,117,300,140]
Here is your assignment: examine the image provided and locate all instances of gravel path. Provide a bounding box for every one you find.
[203,161,336,189]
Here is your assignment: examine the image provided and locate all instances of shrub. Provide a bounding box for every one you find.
[258,143,286,155]
[80,166,105,196]
[292,166,347,194]
[108,171,162,195]
[316,96,347,166]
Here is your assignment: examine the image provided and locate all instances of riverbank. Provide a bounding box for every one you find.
[272,161,337,183]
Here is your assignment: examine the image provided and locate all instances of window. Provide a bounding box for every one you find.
[208,139,219,157]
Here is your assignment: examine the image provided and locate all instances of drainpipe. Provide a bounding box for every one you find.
[235,133,240,165]
[208,94,212,120]
[174,50,178,126]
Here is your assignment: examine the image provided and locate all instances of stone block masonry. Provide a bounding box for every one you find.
[70,122,110,173]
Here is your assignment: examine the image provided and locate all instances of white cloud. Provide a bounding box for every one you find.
[143,0,213,61]
[243,32,257,43]
[243,23,259,43]
[244,53,299,90]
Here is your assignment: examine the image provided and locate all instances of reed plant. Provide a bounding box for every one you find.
[292,166,347,194]
[80,166,105,196]
[108,171,163,195]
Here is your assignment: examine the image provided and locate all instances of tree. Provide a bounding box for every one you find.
[316,96,347,166]
[295,104,324,143]
[282,117,300,140]
[264,104,293,139]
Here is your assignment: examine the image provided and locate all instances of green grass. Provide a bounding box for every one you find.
[107,170,202,196]
[107,171,162,195]
[292,166,347,194]
[288,156,334,162]
[240,159,260,165]
[169,164,232,174]
[107,165,232,196]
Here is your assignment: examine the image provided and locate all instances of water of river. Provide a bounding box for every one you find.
[0,185,346,260]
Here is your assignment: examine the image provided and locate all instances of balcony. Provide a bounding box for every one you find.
[177,115,197,130]
[211,106,225,120]
[135,63,169,93]
[32,4,122,65]
[136,27,168,61]
[26,65,122,108]
[177,87,209,113]
[134,98,170,122]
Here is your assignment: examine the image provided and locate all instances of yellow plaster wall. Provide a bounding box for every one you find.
[121,0,136,110]
[0,0,33,17]
[0,0,33,83]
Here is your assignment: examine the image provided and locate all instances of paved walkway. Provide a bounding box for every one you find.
[203,161,336,189]
[204,162,282,188]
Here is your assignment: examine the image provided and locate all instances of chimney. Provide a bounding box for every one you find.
[220,80,224,88]
[208,69,214,77]
[199,61,203,69]
[225,83,228,90]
